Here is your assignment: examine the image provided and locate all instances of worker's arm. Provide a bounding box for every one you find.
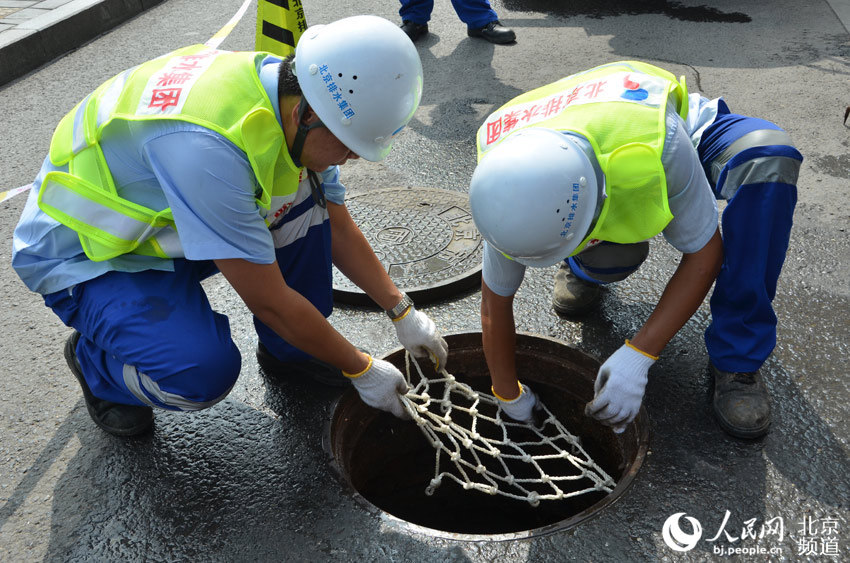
[327,201,448,367]
[634,113,725,354]
[215,257,369,373]
[481,281,518,398]
[631,227,724,356]
[327,201,404,311]
[215,257,411,417]
[481,280,540,422]
[586,228,724,431]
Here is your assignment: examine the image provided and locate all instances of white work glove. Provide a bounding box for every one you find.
[393,306,449,369]
[346,355,411,419]
[585,341,656,433]
[495,383,542,425]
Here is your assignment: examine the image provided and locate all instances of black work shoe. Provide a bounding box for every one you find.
[467,20,516,44]
[257,342,351,388]
[710,363,771,439]
[400,20,428,42]
[65,331,154,437]
[552,263,601,316]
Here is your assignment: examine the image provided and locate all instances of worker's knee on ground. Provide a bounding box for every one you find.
[572,241,649,283]
[168,342,242,410]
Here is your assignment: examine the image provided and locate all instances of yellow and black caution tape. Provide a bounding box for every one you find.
[255,0,308,56]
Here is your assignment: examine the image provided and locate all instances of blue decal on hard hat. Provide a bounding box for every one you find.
[319,64,356,119]
[561,182,581,236]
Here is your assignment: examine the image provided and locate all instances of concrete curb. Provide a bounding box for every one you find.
[826,0,850,32]
[0,0,164,87]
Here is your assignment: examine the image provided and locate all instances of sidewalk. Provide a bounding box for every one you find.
[0,0,163,87]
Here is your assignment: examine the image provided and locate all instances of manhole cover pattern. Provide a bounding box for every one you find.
[333,188,482,298]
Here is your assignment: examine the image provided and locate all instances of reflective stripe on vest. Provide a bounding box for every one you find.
[38,170,177,260]
[38,45,301,262]
[476,61,687,256]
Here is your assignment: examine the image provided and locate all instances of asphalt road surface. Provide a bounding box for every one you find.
[1,0,848,560]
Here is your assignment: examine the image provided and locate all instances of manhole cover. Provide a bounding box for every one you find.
[324,332,650,541]
[332,187,482,305]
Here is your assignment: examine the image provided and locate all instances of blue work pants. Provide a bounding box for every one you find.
[399,0,498,29]
[45,205,333,410]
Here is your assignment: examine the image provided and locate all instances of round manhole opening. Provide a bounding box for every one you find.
[326,333,649,541]
[332,187,482,306]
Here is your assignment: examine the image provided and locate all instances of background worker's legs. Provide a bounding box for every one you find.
[698,110,802,373]
[398,0,435,24]
[399,0,498,28]
[46,259,241,411]
[448,0,499,28]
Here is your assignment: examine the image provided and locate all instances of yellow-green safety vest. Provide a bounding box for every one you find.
[37,44,302,262]
[476,60,689,256]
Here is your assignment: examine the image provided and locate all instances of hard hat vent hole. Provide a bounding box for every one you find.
[349,90,354,94]
[353,75,358,80]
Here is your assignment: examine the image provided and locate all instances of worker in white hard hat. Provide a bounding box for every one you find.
[11,15,447,437]
[469,61,801,439]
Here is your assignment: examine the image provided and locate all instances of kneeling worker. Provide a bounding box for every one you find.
[11,16,447,436]
[469,61,800,439]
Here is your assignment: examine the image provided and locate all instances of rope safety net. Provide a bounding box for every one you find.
[399,353,617,506]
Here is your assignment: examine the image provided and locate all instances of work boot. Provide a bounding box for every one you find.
[400,20,428,42]
[467,20,516,44]
[710,363,771,439]
[552,263,601,316]
[256,342,351,388]
[65,331,154,437]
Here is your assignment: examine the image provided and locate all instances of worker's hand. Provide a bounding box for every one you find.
[585,343,655,433]
[346,356,411,419]
[496,383,542,425]
[393,306,448,369]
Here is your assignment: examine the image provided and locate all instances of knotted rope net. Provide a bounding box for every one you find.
[399,353,616,506]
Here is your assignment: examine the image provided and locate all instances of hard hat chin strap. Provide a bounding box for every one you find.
[290,96,326,168]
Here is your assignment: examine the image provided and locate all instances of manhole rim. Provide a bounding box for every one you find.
[322,331,651,542]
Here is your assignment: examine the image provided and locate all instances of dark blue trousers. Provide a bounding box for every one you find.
[399,0,498,28]
[698,104,801,372]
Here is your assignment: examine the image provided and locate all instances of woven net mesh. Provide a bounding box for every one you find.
[399,353,617,506]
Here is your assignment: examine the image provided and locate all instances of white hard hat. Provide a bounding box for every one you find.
[469,128,600,267]
[294,15,423,161]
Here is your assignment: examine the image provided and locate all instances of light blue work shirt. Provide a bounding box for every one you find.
[12,57,345,295]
